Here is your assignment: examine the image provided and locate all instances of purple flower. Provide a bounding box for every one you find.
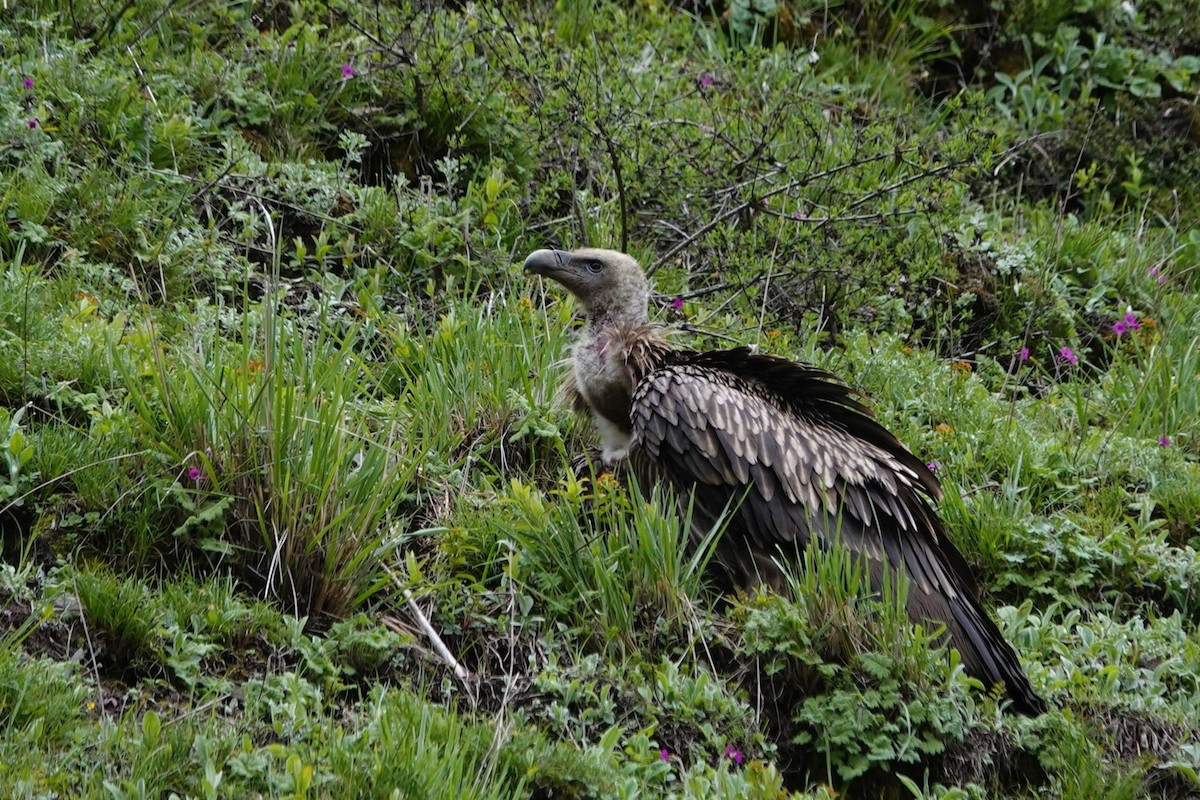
[1112,321,1128,336]
[23,76,34,90]
[659,747,670,762]
[1159,436,1171,448]
[926,461,940,472]
[1124,312,1141,330]
[1017,347,1030,363]
[1058,346,1077,366]
[1149,266,1166,284]
[340,64,356,79]
[672,296,684,310]
[187,466,203,482]
[27,118,38,129]
[698,74,715,88]
[724,745,744,765]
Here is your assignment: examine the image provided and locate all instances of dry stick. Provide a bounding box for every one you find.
[339,13,415,66]
[753,238,780,350]
[647,147,923,275]
[71,571,106,718]
[758,207,918,224]
[672,280,744,299]
[841,159,963,212]
[594,114,629,254]
[383,563,477,706]
[648,136,1049,275]
[529,215,576,231]
[675,323,744,346]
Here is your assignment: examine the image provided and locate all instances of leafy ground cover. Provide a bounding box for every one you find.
[2,0,1199,797]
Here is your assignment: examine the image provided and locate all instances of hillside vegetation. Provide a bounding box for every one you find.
[2,1,1200,797]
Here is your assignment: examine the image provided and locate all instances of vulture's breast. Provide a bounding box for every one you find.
[573,332,634,433]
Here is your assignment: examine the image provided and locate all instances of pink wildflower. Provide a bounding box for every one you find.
[1159,436,1171,448]
[659,747,670,762]
[23,76,34,90]
[724,744,744,765]
[672,296,684,310]
[27,118,38,128]
[1112,321,1128,336]
[1058,346,1078,366]
[1017,347,1030,363]
[1124,312,1141,330]
[340,64,356,79]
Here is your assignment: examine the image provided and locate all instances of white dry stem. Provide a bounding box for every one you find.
[384,563,477,706]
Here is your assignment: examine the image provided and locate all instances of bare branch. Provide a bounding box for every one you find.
[384,562,477,707]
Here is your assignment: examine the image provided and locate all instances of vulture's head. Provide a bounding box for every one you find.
[524,247,650,325]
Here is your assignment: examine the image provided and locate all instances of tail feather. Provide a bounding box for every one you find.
[938,590,1046,715]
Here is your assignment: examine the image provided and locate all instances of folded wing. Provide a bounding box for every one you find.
[629,348,1045,715]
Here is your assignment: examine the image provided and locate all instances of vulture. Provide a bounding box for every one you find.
[525,246,1046,716]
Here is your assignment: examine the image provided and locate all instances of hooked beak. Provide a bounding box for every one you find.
[523,249,574,278]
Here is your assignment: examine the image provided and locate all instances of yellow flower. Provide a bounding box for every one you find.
[596,473,622,492]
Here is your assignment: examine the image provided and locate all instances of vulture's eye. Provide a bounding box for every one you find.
[586,260,604,274]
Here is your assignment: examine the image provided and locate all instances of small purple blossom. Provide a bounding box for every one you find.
[1058,346,1078,366]
[672,296,684,310]
[1159,436,1171,448]
[27,118,38,129]
[187,466,203,483]
[1124,312,1141,330]
[698,74,715,88]
[1017,347,1030,363]
[1112,321,1128,336]
[340,64,356,79]
[724,744,744,765]
[23,76,34,90]
[659,747,670,762]
[1149,266,1166,284]
[926,461,940,472]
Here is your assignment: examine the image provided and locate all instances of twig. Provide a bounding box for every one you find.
[383,563,477,706]
[338,12,415,67]
[0,450,150,520]
[162,694,232,726]
[759,207,919,224]
[843,160,963,212]
[594,114,629,253]
[666,280,746,300]
[674,323,745,345]
[70,569,106,718]
[648,147,923,275]
[649,136,1054,275]
[528,215,576,231]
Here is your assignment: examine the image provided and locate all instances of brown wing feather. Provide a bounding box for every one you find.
[628,350,1045,714]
